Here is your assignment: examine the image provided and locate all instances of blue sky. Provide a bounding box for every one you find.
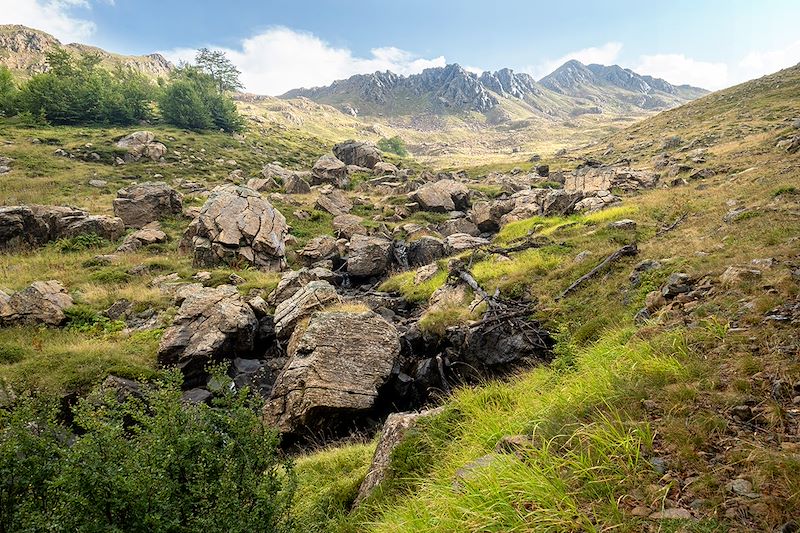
[3,0,800,94]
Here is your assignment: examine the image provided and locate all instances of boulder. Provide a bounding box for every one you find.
[311,155,349,188]
[720,266,762,287]
[315,187,353,216]
[113,182,183,228]
[408,236,446,266]
[411,180,470,212]
[564,167,658,193]
[297,235,340,266]
[447,318,553,368]
[273,280,340,338]
[373,161,398,175]
[347,235,393,277]
[283,174,311,194]
[261,163,293,182]
[157,285,257,382]
[355,407,444,504]
[116,131,167,162]
[445,233,489,253]
[189,185,288,271]
[333,214,367,239]
[267,267,337,306]
[0,280,73,327]
[439,218,480,237]
[245,177,278,192]
[264,310,400,435]
[0,205,124,250]
[573,190,621,212]
[333,140,382,169]
[116,222,167,252]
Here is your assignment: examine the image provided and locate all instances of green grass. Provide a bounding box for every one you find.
[378,268,448,303]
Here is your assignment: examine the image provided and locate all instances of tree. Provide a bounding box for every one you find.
[0,66,16,117]
[159,66,244,132]
[377,135,409,157]
[195,48,243,93]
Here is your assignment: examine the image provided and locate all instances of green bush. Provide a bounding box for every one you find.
[377,135,408,157]
[159,67,243,132]
[0,371,295,532]
[54,233,108,253]
[0,66,16,117]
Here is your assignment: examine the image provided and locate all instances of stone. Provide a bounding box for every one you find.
[411,180,470,212]
[315,187,353,216]
[573,191,621,212]
[413,263,440,284]
[439,217,480,237]
[157,285,257,382]
[0,280,73,327]
[116,131,167,162]
[0,205,124,250]
[283,174,311,194]
[720,266,762,287]
[88,179,107,188]
[373,161,398,175]
[189,185,288,271]
[408,236,446,266]
[273,280,340,338]
[333,140,382,169]
[355,407,444,504]
[245,177,278,192]
[113,182,182,228]
[264,310,400,434]
[333,214,366,239]
[608,219,637,230]
[445,233,489,253]
[447,318,553,368]
[347,234,393,277]
[297,235,340,266]
[182,388,213,405]
[116,222,167,252]
[649,508,692,520]
[630,259,663,286]
[565,167,658,193]
[267,267,336,306]
[662,273,692,298]
[645,291,667,313]
[535,164,549,177]
[311,155,349,188]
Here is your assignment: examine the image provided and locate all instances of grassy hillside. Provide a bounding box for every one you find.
[288,66,800,531]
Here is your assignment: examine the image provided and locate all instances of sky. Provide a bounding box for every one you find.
[2,0,800,95]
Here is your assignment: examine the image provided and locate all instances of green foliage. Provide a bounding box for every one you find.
[0,66,16,117]
[195,48,244,93]
[53,233,108,253]
[64,304,125,335]
[159,66,244,132]
[377,136,408,157]
[15,49,154,126]
[378,268,447,303]
[0,371,295,532]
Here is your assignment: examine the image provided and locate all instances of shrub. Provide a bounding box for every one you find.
[159,66,244,132]
[377,136,408,157]
[54,233,108,253]
[0,371,295,531]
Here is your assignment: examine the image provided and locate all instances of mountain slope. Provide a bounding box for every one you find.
[0,25,172,79]
[282,60,707,119]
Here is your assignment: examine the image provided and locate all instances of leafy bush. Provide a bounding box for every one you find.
[64,304,125,335]
[0,66,16,117]
[377,136,408,157]
[159,66,243,132]
[54,233,108,253]
[0,371,295,532]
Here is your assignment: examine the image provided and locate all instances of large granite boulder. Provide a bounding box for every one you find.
[267,267,337,306]
[333,140,382,169]
[273,280,340,339]
[347,234,392,277]
[332,214,367,239]
[0,205,124,250]
[157,285,258,382]
[411,180,470,212]
[113,182,183,228]
[188,185,288,271]
[311,155,349,188]
[565,167,658,193]
[315,187,353,216]
[0,280,73,327]
[283,174,311,194]
[264,310,400,435]
[116,222,167,252]
[296,235,341,266]
[116,131,167,162]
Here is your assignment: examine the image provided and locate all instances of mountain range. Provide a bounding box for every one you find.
[282,60,708,119]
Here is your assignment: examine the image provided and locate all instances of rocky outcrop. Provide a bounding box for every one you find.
[264,310,400,435]
[157,284,258,382]
[564,167,658,193]
[355,407,444,505]
[0,280,73,327]
[573,190,621,212]
[333,140,382,169]
[297,235,341,266]
[411,180,470,212]
[373,161,398,175]
[445,233,490,253]
[116,222,167,252]
[273,280,340,338]
[347,235,393,277]
[0,205,124,250]
[283,174,311,194]
[115,131,167,162]
[112,182,183,228]
[332,214,366,239]
[266,267,337,306]
[311,155,349,188]
[187,185,288,271]
[408,236,446,266]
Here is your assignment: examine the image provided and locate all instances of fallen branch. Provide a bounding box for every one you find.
[556,243,638,300]
[656,213,688,236]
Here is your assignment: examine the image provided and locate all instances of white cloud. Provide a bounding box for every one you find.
[739,39,800,81]
[463,65,484,75]
[634,54,729,90]
[162,27,446,96]
[0,0,98,43]
[526,42,623,79]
